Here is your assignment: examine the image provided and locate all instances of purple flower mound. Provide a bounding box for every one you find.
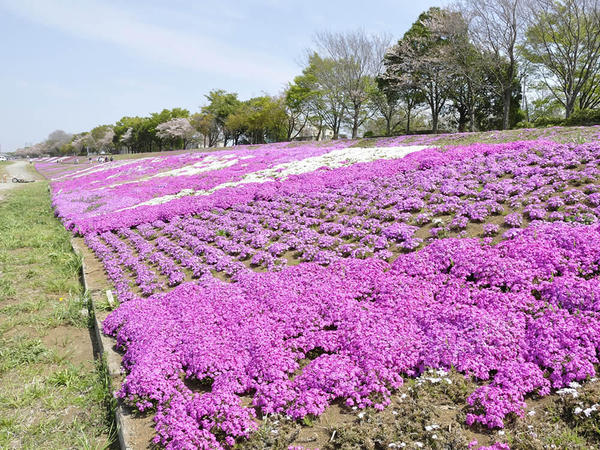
[103,222,600,448]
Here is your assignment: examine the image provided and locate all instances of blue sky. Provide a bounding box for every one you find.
[0,0,442,152]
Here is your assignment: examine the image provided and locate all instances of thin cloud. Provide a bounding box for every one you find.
[0,0,296,85]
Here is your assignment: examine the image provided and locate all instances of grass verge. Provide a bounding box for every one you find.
[0,181,116,449]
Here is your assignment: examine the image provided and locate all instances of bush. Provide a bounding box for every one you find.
[534,117,564,128]
[515,121,535,129]
[564,109,600,126]
[532,109,600,128]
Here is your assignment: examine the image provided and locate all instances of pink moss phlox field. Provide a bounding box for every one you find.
[44,136,600,448]
[42,139,600,234]
[103,223,600,448]
[41,140,357,232]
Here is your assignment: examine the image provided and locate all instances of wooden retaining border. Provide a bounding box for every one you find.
[71,238,155,450]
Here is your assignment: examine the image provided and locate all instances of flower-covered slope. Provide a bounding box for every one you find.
[40,132,600,449]
[39,140,428,233]
[104,223,600,448]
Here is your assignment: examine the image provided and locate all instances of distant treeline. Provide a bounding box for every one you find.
[16,0,600,156]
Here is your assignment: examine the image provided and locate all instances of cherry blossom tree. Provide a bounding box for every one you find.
[156,118,197,149]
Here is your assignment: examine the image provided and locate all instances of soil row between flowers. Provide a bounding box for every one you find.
[71,237,156,449]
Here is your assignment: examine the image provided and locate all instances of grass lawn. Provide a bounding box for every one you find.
[0,181,116,449]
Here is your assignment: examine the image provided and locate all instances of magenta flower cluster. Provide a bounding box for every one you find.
[38,136,600,449]
[103,223,600,448]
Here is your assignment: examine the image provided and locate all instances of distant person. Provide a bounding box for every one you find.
[110,156,114,162]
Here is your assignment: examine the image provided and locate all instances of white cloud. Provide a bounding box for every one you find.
[0,0,296,86]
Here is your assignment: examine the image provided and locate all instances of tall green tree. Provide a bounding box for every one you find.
[283,81,316,140]
[201,90,240,146]
[301,53,347,139]
[370,78,405,135]
[383,7,455,133]
[522,0,600,118]
[460,0,525,130]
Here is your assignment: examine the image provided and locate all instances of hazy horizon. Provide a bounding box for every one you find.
[0,0,442,152]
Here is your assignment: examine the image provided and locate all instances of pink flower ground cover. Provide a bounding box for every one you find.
[39,140,357,233]
[103,223,600,448]
[42,135,600,448]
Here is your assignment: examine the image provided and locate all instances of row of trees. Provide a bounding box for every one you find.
[15,0,600,156]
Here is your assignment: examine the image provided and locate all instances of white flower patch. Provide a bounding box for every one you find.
[106,154,241,188]
[415,369,453,386]
[556,387,580,398]
[53,159,134,181]
[574,404,599,417]
[119,145,429,211]
[146,154,240,179]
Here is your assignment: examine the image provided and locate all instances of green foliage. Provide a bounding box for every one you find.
[563,109,600,126]
[522,0,600,117]
[225,96,288,144]
[0,183,115,448]
[113,107,191,153]
[533,108,600,127]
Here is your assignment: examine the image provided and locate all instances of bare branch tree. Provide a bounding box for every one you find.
[313,30,393,138]
[460,0,525,129]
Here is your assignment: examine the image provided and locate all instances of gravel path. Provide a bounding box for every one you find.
[0,161,42,192]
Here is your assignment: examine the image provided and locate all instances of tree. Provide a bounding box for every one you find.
[190,112,220,147]
[370,79,405,135]
[45,130,72,155]
[202,90,240,146]
[383,8,455,133]
[224,96,288,145]
[156,118,197,149]
[427,8,487,131]
[291,68,328,139]
[283,82,315,140]
[312,30,392,138]
[149,109,190,150]
[90,125,116,154]
[301,53,347,139]
[71,132,94,155]
[461,0,525,130]
[523,0,600,118]
[119,128,134,153]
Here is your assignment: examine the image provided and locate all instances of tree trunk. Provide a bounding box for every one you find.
[406,109,412,135]
[352,108,359,139]
[502,87,511,130]
[469,107,475,132]
[458,113,466,132]
[565,97,575,119]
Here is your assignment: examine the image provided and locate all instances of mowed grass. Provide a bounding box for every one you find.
[0,182,116,449]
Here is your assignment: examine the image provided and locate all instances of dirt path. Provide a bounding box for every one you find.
[0,161,41,196]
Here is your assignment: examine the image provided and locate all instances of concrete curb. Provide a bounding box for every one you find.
[71,238,135,450]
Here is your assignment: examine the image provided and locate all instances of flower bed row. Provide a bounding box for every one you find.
[82,139,600,303]
[103,222,600,449]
